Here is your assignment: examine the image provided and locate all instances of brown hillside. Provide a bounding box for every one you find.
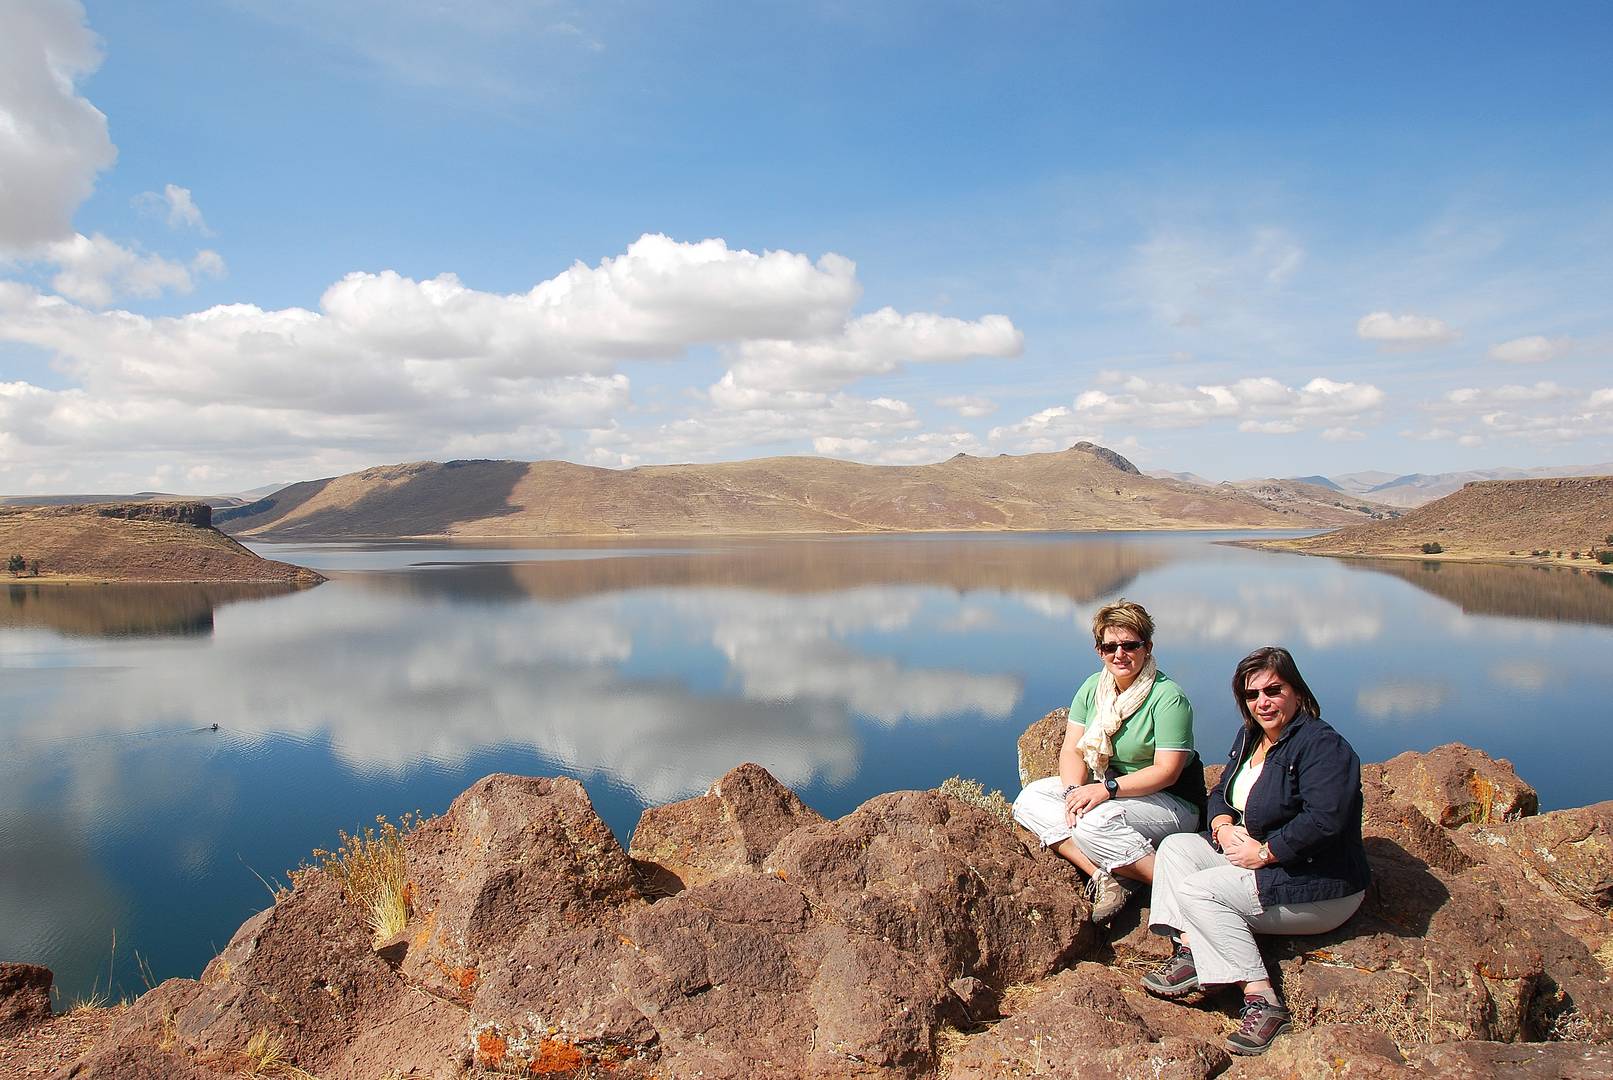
[219,444,1352,540]
[1261,476,1613,563]
[0,502,325,584]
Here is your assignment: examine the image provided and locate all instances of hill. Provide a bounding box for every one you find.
[0,502,325,584]
[1307,462,1613,508]
[215,443,1375,539]
[1224,477,1398,525]
[1257,475,1613,565]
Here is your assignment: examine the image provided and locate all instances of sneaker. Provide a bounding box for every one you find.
[1140,942,1198,998]
[1225,994,1293,1055]
[1085,868,1129,924]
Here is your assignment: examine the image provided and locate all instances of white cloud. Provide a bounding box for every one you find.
[1415,382,1613,445]
[0,0,116,252]
[986,406,1102,455]
[715,306,1021,401]
[937,394,997,418]
[1321,426,1366,442]
[1440,382,1568,408]
[1356,680,1450,722]
[40,232,224,307]
[1356,311,1460,347]
[0,234,1022,491]
[1071,374,1384,431]
[133,184,212,234]
[814,430,983,465]
[1487,334,1568,365]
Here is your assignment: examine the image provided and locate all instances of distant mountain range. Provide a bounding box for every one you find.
[1149,463,1613,508]
[212,443,1382,540]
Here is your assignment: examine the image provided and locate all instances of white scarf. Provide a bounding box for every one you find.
[1074,654,1159,777]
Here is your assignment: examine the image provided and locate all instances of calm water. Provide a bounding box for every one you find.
[4,532,1612,1002]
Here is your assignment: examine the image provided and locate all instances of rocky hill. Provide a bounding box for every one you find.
[5,738,1609,1079]
[1259,475,1613,565]
[0,502,324,585]
[1225,477,1398,525]
[216,444,1372,540]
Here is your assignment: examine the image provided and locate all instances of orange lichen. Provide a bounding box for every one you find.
[435,960,479,1000]
[410,908,437,952]
[476,1029,509,1068]
[531,1038,587,1074]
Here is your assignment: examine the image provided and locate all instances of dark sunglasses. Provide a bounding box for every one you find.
[1242,684,1288,701]
[1098,640,1146,655]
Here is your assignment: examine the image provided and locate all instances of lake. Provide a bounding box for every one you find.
[4,531,1612,1003]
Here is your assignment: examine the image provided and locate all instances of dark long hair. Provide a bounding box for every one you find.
[1232,646,1322,736]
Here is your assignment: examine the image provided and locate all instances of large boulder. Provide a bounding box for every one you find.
[398,773,645,1003]
[769,789,1090,990]
[629,761,825,893]
[1368,743,1539,827]
[0,962,53,1038]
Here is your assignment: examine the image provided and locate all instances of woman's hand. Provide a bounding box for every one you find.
[1214,823,1251,851]
[1223,834,1269,870]
[1064,782,1112,823]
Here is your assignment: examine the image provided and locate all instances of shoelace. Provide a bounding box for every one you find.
[1236,998,1276,1034]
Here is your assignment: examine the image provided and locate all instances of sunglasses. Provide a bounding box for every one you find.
[1242,684,1288,701]
[1098,640,1146,655]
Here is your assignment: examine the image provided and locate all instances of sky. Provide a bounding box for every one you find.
[1,0,1610,495]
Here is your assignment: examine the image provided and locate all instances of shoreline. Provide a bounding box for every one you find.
[1237,537,1613,573]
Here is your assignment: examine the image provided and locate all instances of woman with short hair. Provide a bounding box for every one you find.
[1141,646,1370,1057]
[1012,599,1206,924]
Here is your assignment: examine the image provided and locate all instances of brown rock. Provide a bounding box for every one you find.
[628,761,825,893]
[1403,1040,1613,1078]
[1015,706,1067,785]
[399,773,645,1001]
[51,1043,239,1079]
[1369,743,1539,827]
[769,789,1091,989]
[1226,1023,1411,1078]
[940,964,1227,1079]
[0,962,53,1038]
[1460,800,1613,915]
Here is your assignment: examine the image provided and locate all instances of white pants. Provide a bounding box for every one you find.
[1012,775,1198,873]
[1148,832,1365,986]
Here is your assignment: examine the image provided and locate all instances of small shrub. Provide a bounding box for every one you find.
[6,553,24,576]
[1571,551,1581,559]
[1420,542,1444,554]
[296,813,423,942]
[1509,551,1519,556]
[1556,551,1565,558]
[1598,551,1613,565]
[938,776,1014,825]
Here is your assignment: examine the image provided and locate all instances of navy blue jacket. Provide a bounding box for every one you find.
[1207,711,1370,906]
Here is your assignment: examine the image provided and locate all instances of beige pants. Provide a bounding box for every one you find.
[1148,831,1364,986]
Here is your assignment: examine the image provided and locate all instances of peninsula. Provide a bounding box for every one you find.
[0,502,324,585]
[1253,475,1613,568]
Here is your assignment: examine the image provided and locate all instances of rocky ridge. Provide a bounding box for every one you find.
[5,733,1610,1078]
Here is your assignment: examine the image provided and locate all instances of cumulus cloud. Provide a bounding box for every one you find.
[0,0,116,252]
[1487,335,1569,365]
[1071,374,1385,432]
[1356,311,1460,347]
[986,406,1102,455]
[133,184,212,234]
[714,307,1021,403]
[0,234,1024,491]
[1415,382,1613,445]
[937,394,997,418]
[40,233,225,307]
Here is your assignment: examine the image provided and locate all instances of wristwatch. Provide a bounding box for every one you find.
[1257,842,1271,864]
[1103,776,1120,798]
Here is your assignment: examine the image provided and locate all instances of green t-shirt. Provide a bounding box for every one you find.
[1069,670,1195,775]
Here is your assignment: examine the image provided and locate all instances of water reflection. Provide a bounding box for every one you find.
[2,582,301,638]
[5,533,1613,1004]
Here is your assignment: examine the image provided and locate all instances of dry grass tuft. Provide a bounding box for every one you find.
[239,1028,320,1078]
[294,812,424,943]
[938,776,1014,826]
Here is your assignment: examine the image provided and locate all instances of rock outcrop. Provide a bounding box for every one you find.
[24,735,1613,1078]
[0,963,52,1038]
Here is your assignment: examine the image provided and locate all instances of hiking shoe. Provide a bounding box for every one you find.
[1086,868,1129,924]
[1226,994,1293,1055]
[1140,943,1198,998]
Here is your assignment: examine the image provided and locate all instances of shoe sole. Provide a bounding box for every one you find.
[1140,976,1199,999]
[1226,1019,1292,1055]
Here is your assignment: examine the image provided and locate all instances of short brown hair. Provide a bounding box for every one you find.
[1091,599,1154,648]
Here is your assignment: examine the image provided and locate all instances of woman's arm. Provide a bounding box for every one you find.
[1262,727,1361,863]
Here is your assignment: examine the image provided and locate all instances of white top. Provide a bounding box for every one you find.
[1229,756,1266,815]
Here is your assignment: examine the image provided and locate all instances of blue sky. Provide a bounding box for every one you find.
[2,0,1610,494]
